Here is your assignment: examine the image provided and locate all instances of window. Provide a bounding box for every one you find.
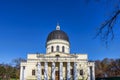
[56,46,59,52]
[80,69,83,75]
[32,70,35,75]
[23,66,25,69]
[62,46,65,52]
[71,69,73,75]
[51,46,54,52]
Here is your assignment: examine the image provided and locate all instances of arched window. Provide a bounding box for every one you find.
[56,46,59,52]
[51,46,54,52]
[62,46,65,52]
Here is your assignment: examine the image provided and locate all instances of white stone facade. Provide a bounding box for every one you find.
[20,25,95,80]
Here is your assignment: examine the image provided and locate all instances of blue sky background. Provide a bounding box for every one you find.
[0,0,120,64]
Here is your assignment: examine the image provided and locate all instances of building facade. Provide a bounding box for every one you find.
[20,25,95,80]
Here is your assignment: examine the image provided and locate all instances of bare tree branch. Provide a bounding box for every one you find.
[95,10,120,46]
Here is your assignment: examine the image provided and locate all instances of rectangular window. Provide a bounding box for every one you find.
[80,69,83,75]
[32,70,35,76]
[23,66,25,69]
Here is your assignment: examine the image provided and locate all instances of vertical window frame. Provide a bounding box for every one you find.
[51,46,54,52]
[56,45,59,52]
[62,46,65,52]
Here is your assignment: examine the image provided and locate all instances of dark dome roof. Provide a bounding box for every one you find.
[47,30,69,42]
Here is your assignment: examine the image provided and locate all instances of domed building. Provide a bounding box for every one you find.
[20,24,95,80]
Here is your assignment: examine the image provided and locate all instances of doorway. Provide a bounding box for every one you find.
[55,71,59,80]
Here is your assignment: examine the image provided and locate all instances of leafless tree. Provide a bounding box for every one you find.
[93,0,120,46]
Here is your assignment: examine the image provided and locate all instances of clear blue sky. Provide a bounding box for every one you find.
[0,0,120,63]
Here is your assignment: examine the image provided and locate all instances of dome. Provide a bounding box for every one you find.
[47,30,69,42]
[46,25,69,42]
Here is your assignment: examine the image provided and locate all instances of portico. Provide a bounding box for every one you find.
[36,62,75,80]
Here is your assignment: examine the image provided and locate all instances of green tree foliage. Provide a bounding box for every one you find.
[0,58,26,79]
[0,64,6,79]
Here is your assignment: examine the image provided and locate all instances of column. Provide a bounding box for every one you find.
[89,66,95,80]
[52,62,55,80]
[90,66,95,80]
[20,66,23,80]
[37,62,41,80]
[67,62,70,80]
[20,66,25,80]
[92,64,95,80]
[74,62,77,80]
[44,62,48,80]
[59,62,63,80]
[88,66,90,80]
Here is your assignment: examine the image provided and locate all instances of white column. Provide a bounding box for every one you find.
[92,64,95,80]
[20,66,25,80]
[44,62,48,80]
[74,62,77,80]
[20,66,23,80]
[59,62,63,80]
[52,62,55,80]
[88,66,90,80]
[37,62,41,80]
[67,62,71,80]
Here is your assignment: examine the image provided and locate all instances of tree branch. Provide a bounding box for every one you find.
[95,10,120,45]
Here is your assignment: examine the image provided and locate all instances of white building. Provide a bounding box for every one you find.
[20,24,95,80]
